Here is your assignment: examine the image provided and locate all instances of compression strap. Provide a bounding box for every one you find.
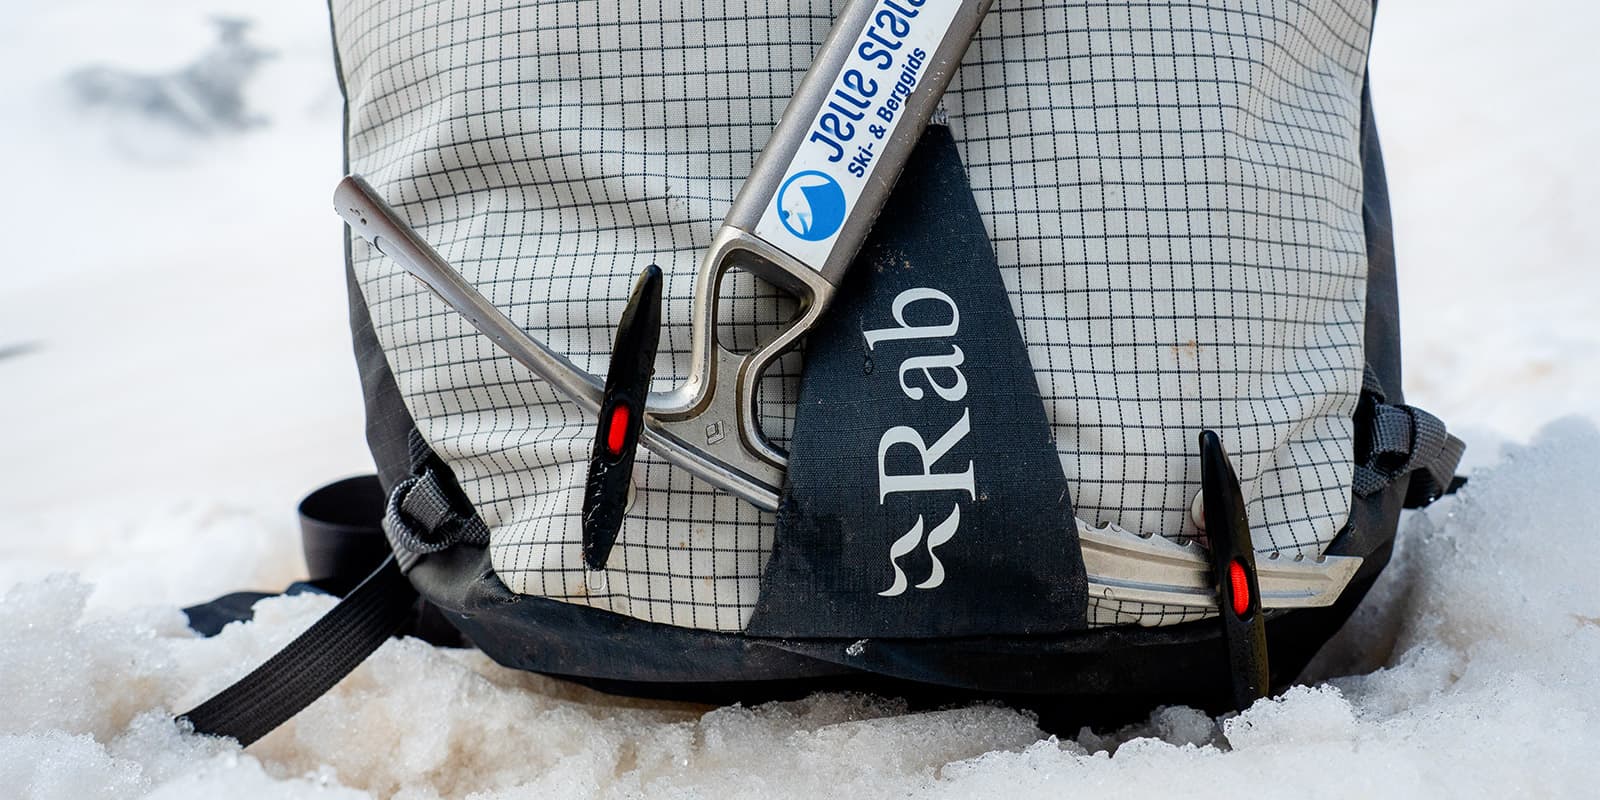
[177,554,417,746]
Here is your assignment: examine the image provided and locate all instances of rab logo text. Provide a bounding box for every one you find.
[863,287,973,597]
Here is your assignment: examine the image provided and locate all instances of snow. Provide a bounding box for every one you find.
[1,0,1597,797]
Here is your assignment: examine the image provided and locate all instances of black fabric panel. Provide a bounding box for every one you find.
[1299,58,1412,697]
[749,126,1086,638]
[409,544,851,683]
[346,258,420,494]
[1327,71,1411,564]
[183,537,1384,733]
[1359,77,1403,405]
[766,562,1386,703]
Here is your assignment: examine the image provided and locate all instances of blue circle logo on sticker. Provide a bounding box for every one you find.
[776,170,847,241]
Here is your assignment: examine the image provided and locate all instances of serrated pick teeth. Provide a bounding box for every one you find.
[1076,519,1362,610]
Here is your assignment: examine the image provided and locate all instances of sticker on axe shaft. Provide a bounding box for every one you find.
[755,0,966,272]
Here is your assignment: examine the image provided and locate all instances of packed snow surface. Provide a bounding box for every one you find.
[2,0,1597,797]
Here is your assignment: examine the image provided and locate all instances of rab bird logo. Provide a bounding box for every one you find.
[776,170,847,241]
[879,505,961,597]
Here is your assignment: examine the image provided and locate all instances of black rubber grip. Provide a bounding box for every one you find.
[581,265,663,570]
[1199,429,1270,710]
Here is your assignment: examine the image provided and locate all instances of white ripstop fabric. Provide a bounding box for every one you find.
[333,0,1370,631]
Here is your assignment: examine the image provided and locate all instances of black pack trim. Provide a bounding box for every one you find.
[1357,74,1403,402]
[1326,67,1411,566]
[410,540,1386,724]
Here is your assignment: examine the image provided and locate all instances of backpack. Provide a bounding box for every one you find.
[180,0,1463,745]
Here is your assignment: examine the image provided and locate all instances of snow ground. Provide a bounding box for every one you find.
[1,1,1597,797]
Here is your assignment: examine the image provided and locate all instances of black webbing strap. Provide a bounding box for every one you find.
[177,554,418,746]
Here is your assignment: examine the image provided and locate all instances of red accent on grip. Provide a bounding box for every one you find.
[1228,559,1251,617]
[606,404,630,456]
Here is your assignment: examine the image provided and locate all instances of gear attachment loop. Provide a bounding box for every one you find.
[383,450,489,572]
[1354,366,1466,508]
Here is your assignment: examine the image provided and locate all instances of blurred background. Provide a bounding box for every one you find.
[0,0,1596,601]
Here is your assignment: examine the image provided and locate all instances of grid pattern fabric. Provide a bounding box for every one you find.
[332,0,1371,632]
